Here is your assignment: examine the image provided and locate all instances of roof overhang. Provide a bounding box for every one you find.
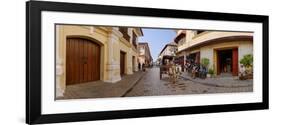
[177,35,253,53]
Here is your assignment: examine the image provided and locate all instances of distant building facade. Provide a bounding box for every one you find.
[158,42,177,65]
[56,25,143,97]
[175,30,253,76]
[138,42,153,70]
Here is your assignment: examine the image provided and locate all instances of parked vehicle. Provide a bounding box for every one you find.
[159,55,174,79]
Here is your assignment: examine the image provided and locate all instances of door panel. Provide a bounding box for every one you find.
[132,56,135,72]
[120,51,125,76]
[232,48,238,76]
[217,51,221,75]
[83,40,88,82]
[66,38,100,85]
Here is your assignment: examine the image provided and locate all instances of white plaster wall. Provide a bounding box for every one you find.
[191,32,253,47]
[126,49,133,74]
[238,42,253,67]
[199,41,253,70]
[178,31,253,53]
[200,47,214,69]
[178,30,197,52]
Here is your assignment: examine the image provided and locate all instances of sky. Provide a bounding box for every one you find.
[138,28,177,61]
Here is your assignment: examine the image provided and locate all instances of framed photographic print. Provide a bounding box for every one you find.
[26,0,269,124]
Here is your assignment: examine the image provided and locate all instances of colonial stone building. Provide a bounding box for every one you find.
[157,42,177,65]
[56,25,143,97]
[175,30,253,76]
[138,42,153,70]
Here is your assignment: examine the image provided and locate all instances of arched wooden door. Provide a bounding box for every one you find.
[66,38,101,85]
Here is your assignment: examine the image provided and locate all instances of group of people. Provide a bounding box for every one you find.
[239,64,253,80]
[138,63,153,72]
[161,58,208,83]
[163,58,208,79]
[185,60,208,79]
[164,58,251,80]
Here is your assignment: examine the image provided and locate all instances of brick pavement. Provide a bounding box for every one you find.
[58,67,253,100]
[124,67,253,97]
[57,71,145,100]
[180,72,253,88]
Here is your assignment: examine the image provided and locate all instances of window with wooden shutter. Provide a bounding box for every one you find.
[132,32,137,49]
[119,27,130,42]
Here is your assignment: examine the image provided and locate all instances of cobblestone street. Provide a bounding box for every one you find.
[124,67,253,97]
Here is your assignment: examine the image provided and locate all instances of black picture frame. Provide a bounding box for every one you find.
[26,0,269,124]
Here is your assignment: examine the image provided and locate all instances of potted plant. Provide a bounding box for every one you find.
[208,68,214,78]
[201,58,210,78]
[239,54,253,79]
[201,58,210,68]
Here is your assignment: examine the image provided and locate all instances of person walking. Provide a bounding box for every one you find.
[142,63,146,72]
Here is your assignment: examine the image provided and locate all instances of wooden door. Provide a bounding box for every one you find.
[66,38,100,85]
[217,51,221,75]
[132,56,135,72]
[120,51,126,76]
[232,48,238,76]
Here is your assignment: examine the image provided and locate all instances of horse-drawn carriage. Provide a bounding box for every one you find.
[159,55,182,82]
[159,55,173,79]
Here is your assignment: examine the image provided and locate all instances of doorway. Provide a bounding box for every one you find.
[66,38,101,85]
[132,56,135,72]
[120,51,126,76]
[216,48,238,76]
[188,52,200,64]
